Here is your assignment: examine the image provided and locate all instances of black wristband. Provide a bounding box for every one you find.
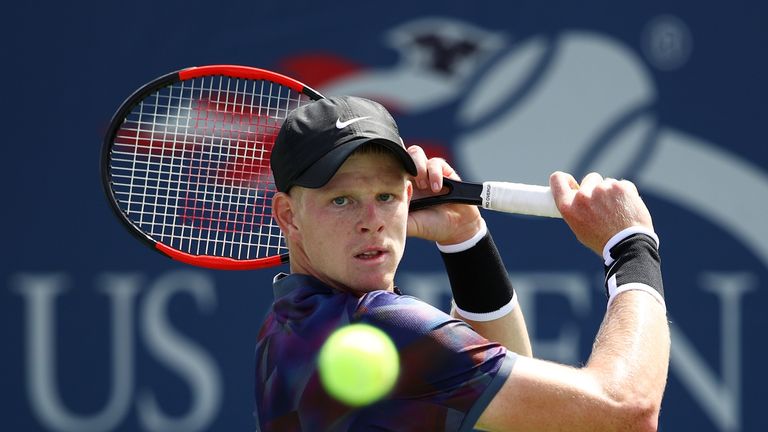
[440,231,515,315]
[604,233,664,305]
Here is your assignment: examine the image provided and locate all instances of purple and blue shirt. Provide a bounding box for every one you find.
[254,273,516,431]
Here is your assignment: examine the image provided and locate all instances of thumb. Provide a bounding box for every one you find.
[549,171,578,212]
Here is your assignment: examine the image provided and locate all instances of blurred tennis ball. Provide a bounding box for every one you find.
[318,323,399,407]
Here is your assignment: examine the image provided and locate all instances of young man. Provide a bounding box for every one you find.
[254,96,669,431]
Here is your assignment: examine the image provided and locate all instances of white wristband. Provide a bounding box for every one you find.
[452,292,518,322]
[602,226,659,266]
[606,276,666,310]
[436,218,488,254]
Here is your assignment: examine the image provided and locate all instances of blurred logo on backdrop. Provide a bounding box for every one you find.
[278,17,765,432]
[13,15,764,432]
[280,17,768,270]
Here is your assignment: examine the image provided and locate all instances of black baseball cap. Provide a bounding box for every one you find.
[271,96,418,192]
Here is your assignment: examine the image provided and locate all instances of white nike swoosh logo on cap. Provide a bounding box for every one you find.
[336,116,370,129]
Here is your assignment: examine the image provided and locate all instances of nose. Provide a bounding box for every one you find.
[358,202,385,233]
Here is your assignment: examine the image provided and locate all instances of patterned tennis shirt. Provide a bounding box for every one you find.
[254,273,516,431]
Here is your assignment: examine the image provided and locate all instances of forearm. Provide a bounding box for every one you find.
[439,221,532,355]
[475,173,670,431]
[586,230,670,423]
[451,304,532,356]
[475,290,669,432]
[587,291,670,420]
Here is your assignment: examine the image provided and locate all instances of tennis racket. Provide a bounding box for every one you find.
[102,65,323,270]
[102,65,559,271]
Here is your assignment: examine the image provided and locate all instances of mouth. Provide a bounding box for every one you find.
[354,248,388,261]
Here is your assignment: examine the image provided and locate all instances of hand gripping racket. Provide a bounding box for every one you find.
[102,65,560,271]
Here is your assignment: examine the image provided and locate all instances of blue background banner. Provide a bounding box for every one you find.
[3,1,767,430]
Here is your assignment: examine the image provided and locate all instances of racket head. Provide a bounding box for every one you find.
[102,65,323,270]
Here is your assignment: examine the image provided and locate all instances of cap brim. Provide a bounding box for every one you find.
[292,138,418,190]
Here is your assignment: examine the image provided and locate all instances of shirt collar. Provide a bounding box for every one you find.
[272,272,332,298]
[271,272,403,297]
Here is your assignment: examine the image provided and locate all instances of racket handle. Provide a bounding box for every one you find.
[481,182,562,218]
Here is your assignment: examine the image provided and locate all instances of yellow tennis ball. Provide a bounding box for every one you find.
[318,323,400,407]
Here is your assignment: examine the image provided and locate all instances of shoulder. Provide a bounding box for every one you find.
[356,291,452,329]
[358,290,441,312]
[354,290,497,353]
[354,290,515,428]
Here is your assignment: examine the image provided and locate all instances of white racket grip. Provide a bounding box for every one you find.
[481,182,562,218]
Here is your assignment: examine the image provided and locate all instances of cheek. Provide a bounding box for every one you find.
[303,216,347,254]
[393,206,410,236]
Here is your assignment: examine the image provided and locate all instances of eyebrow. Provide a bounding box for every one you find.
[322,173,406,193]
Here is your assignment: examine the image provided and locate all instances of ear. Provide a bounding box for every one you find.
[406,179,413,202]
[406,180,413,204]
[272,192,300,240]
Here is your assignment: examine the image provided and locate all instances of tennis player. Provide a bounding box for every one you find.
[254,96,669,431]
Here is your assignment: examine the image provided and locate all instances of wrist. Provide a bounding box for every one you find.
[436,218,487,253]
[452,294,518,322]
[439,228,516,321]
[602,226,659,266]
[604,230,665,310]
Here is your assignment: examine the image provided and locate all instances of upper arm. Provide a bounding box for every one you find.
[475,355,654,432]
[452,304,532,357]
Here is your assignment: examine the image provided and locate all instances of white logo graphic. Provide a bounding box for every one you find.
[319,17,765,432]
[322,17,768,269]
[13,271,222,432]
[335,116,370,129]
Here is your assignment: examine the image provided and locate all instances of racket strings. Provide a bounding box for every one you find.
[110,75,312,261]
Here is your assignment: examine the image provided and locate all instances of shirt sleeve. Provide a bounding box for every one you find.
[353,291,517,431]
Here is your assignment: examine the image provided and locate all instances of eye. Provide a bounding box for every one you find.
[378,193,394,202]
[332,196,349,206]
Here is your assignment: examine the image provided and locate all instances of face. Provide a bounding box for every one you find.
[275,151,413,294]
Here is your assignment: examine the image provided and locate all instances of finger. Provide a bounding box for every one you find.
[549,171,578,209]
[618,178,639,195]
[579,172,604,195]
[441,160,459,180]
[406,145,429,190]
[603,177,618,189]
[426,157,448,192]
